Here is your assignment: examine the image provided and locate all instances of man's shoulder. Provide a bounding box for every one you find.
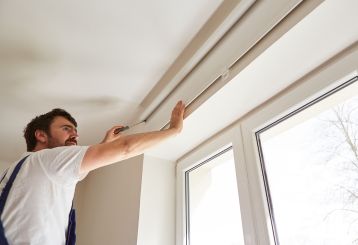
[31,146,89,161]
[37,145,88,153]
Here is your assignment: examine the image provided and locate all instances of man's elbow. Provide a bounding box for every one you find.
[81,139,136,173]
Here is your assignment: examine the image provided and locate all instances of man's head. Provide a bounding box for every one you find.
[24,109,78,151]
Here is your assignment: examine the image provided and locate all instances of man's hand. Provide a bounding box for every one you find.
[169,100,185,133]
[82,100,186,174]
[100,125,125,143]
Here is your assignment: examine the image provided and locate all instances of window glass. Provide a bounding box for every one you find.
[186,147,245,245]
[258,78,358,244]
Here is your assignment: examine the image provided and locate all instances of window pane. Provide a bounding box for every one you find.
[258,78,358,244]
[186,147,245,245]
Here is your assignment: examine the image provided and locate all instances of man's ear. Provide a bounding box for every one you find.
[34,130,48,144]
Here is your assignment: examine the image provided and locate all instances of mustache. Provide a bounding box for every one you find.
[65,137,78,145]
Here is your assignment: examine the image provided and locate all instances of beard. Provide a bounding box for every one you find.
[46,135,77,148]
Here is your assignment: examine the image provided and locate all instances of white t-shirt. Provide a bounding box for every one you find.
[0,146,89,245]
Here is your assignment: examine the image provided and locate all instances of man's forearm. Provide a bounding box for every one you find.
[116,127,179,158]
[81,128,179,173]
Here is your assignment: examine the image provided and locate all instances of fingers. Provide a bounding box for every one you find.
[101,125,127,143]
[113,126,129,134]
[106,125,121,133]
[173,100,185,116]
[169,101,185,133]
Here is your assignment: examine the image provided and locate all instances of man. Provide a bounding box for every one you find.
[0,101,185,244]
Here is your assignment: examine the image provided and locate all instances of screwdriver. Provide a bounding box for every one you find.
[113,120,146,134]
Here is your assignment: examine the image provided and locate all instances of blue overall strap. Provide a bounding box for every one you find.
[0,155,30,245]
[65,202,76,245]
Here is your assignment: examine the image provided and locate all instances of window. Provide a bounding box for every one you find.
[185,147,245,245]
[257,78,358,244]
[178,44,357,245]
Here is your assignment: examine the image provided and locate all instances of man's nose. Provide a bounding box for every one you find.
[71,130,79,139]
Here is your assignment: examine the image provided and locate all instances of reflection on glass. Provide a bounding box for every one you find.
[187,148,245,245]
[259,80,358,245]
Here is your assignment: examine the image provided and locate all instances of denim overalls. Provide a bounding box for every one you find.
[0,156,76,245]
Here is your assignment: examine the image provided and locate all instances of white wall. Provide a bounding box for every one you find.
[0,161,11,176]
[137,155,176,245]
[75,154,176,245]
[75,155,144,245]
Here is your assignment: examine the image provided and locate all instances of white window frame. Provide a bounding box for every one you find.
[176,44,358,245]
[176,124,257,245]
[241,44,358,244]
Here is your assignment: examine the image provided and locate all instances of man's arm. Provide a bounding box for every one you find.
[80,101,185,174]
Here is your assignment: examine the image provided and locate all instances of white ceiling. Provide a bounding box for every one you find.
[0,0,223,162]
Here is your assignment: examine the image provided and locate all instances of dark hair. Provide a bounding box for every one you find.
[24,108,77,151]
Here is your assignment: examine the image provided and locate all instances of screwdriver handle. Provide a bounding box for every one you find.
[114,126,129,134]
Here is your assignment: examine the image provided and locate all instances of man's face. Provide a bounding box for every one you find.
[46,116,79,148]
